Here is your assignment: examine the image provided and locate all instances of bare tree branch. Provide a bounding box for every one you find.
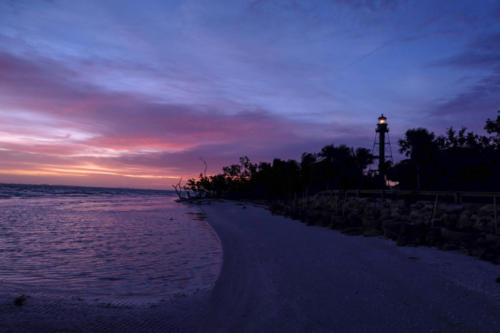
[172,177,184,200]
[199,157,208,177]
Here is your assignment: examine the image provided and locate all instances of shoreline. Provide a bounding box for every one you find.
[2,200,499,332]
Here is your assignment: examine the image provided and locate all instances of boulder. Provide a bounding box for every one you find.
[425,227,442,246]
[346,213,363,227]
[341,226,363,235]
[473,217,492,232]
[397,223,427,246]
[363,227,383,237]
[439,203,464,214]
[441,213,457,228]
[440,227,474,246]
[478,204,494,217]
[382,219,403,240]
[457,211,474,229]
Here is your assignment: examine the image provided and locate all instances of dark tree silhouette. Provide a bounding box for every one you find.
[389,111,500,191]
[185,144,375,199]
[398,128,438,190]
[485,110,500,147]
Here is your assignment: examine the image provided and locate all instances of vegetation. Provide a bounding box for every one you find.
[391,111,500,191]
[184,147,375,200]
[185,111,500,199]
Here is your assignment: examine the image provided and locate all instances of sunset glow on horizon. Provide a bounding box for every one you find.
[1,0,500,189]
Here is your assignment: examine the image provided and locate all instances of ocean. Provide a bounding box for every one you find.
[0,183,222,305]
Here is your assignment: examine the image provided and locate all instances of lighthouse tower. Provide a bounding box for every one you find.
[372,114,393,180]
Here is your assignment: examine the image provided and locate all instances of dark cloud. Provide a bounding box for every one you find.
[469,33,500,51]
[433,68,500,119]
[334,0,404,11]
[434,53,500,69]
[495,5,500,20]
[429,32,500,123]
[431,33,500,69]
[250,0,404,12]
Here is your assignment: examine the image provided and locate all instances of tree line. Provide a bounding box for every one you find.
[184,111,500,199]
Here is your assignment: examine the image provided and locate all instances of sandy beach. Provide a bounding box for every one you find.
[2,200,499,332]
[198,201,499,333]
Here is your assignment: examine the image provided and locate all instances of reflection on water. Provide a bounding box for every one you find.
[0,194,222,304]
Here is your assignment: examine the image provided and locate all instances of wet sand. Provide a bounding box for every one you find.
[0,291,209,333]
[2,200,499,332]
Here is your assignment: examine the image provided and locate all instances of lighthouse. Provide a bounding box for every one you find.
[376,114,388,174]
[372,114,393,183]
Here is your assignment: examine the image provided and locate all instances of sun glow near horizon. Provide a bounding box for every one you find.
[0,161,183,189]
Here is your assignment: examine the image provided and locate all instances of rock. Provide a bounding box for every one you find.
[479,249,499,263]
[408,208,430,225]
[14,295,27,307]
[468,247,486,258]
[329,215,341,229]
[441,213,451,227]
[440,228,473,246]
[441,243,459,251]
[410,202,425,210]
[408,210,420,220]
[346,213,363,227]
[397,223,427,246]
[363,227,382,237]
[383,219,402,240]
[341,227,363,235]
[483,234,500,253]
[473,217,492,232]
[439,204,464,214]
[274,192,500,265]
[364,206,381,220]
[457,211,474,229]
[425,227,442,246]
[362,217,378,228]
[430,217,443,227]
[485,234,500,243]
[478,204,494,217]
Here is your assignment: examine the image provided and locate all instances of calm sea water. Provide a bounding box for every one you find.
[0,184,222,304]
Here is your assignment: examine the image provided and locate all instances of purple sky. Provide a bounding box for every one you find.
[1,0,499,189]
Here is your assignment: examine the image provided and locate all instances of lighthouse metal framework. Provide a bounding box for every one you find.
[371,114,393,179]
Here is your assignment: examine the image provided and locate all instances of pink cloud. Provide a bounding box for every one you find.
[0,51,361,187]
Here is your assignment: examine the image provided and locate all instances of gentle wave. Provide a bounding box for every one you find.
[0,188,222,305]
[0,183,173,199]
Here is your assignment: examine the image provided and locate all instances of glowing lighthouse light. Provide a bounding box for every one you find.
[378,115,387,124]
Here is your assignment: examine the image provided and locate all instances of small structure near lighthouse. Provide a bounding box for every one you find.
[372,114,393,183]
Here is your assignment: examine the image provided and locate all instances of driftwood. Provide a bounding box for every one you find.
[172,178,185,201]
[172,159,209,202]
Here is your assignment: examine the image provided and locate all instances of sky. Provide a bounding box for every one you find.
[1,0,499,189]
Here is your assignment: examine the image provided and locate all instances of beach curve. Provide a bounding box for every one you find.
[198,200,500,333]
[2,199,498,332]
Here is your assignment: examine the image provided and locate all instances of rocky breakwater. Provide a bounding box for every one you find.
[269,192,500,264]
